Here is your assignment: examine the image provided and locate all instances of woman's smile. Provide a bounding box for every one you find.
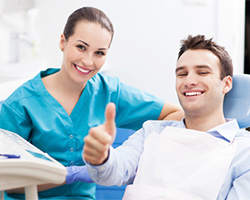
[74,64,92,75]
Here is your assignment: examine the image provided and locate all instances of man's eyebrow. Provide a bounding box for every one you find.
[77,40,108,50]
[175,66,185,74]
[196,65,213,71]
[175,65,213,73]
[198,65,212,68]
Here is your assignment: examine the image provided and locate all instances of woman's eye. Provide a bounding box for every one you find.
[96,51,105,56]
[76,45,86,50]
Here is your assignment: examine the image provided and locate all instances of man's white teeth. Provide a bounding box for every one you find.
[185,92,202,96]
[76,65,90,73]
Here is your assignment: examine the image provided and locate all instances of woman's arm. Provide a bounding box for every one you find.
[158,101,184,120]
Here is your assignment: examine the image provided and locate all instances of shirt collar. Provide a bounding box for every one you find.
[178,119,186,128]
[207,119,239,142]
[179,118,239,142]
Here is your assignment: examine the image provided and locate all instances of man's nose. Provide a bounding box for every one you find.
[185,73,198,86]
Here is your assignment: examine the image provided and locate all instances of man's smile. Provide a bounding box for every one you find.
[183,91,204,96]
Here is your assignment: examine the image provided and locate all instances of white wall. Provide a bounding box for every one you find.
[0,0,245,103]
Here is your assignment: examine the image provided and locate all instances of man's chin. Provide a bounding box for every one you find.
[183,107,203,117]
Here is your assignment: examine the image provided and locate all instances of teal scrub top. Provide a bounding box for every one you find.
[0,68,164,199]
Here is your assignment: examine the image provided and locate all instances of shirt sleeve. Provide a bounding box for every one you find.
[85,126,146,186]
[115,82,165,130]
[225,170,250,200]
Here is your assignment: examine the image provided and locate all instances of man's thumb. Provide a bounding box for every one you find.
[104,103,116,139]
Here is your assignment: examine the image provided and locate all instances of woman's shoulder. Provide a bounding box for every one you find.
[6,68,57,100]
[4,72,42,105]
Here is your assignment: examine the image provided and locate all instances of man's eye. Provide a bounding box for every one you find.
[199,71,209,75]
[177,73,187,77]
[76,45,86,50]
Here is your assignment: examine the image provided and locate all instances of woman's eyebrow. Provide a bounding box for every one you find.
[77,40,89,47]
[77,40,108,50]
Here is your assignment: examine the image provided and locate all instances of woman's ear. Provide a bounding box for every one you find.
[222,75,233,94]
[59,34,66,51]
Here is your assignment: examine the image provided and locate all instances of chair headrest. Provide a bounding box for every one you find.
[223,73,250,129]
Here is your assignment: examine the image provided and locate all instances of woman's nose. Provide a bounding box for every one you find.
[82,53,94,66]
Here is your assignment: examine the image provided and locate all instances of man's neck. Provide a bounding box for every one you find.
[184,112,226,132]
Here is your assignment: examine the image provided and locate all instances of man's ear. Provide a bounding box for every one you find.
[222,75,233,94]
[59,34,66,51]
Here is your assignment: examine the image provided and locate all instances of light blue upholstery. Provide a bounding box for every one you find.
[224,73,250,129]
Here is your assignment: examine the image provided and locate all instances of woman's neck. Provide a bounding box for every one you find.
[55,69,86,95]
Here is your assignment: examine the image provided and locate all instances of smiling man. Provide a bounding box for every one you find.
[83,35,250,200]
[175,40,232,131]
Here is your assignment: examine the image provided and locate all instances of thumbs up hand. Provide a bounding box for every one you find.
[83,103,117,165]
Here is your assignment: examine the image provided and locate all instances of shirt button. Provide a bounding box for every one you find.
[70,148,74,152]
[69,135,73,139]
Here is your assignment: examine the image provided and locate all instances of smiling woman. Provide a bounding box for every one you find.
[0,6,183,200]
[42,20,113,115]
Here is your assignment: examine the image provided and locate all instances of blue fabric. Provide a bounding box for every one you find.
[0,68,164,200]
[87,119,250,200]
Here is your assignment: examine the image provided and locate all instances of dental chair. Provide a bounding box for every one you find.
[223,73,250,129]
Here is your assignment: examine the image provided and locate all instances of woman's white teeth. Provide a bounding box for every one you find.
[76,65,90,73]
[185,92,202,96]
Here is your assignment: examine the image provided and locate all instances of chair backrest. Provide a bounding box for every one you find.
[223,73,250,129]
